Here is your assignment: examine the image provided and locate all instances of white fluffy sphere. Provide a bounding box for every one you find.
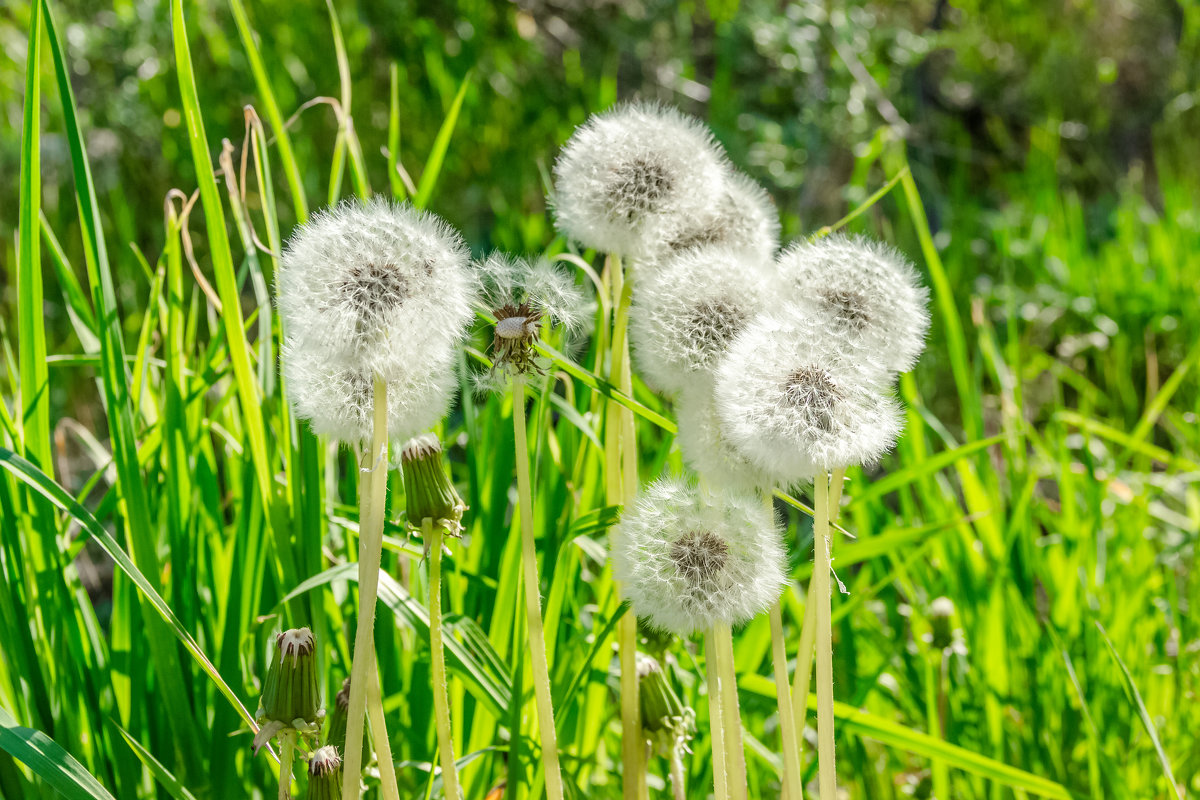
[714,306,903,484]
[659,170,780,262]
[551,103,728,259]
[276,198,475,381]
[777,234,930,373]
[629,244,775,396]
[674,380,774,493]
[612,477,786,636]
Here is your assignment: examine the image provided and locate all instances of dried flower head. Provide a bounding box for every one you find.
[674,380,773,492]
[473,253,591,376]
[777,234,930,373]
[282,341,458,447]
[612,478,786,636]
[306,746,343,800]
[661,170,780,261]
[400,434,465,537]
[552,103,727,258]
[277,197,475,381]
[714,307,903,484]
[629,244,775,396]
[253,628,323,753]
[638,654,695,785]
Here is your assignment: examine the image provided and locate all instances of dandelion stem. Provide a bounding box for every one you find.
[342,376,391,800]
[606,254,645,800]
[511,372,566,800]
[366,657,400,799]
[713,623,747,800]
[704,633,729,800]
[668,748,687,800]
[769,600,804,800]
[814,472,837,798]
[426,516,462,799]
[277,729,295,800]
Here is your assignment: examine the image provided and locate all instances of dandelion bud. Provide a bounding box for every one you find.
[323,678,351,753]
[613,478,786,636]
[638,656,695,757]
[552,103,727,259]
[400,435,465,536]
[305,746,343,800]
[777,234,930,374]
[253,628,323,752]
[629,243,774,396]
[661,170,780,262]
[929,597,957,651]
[714,306,903,485]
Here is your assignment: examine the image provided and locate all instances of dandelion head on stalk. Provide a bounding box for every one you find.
[714,306,903,485]
[282,341,458,450]
[276,197,475,381]
[612,478,786,636]
[674,381,774,493]
[473,253,591,377]
[629,244,775,396]
[306,746,343,800]
[777,234,930,373]
[252,627,323,753]
[661,170,780,262]
[400,434,466,540]
[552,102,727,258]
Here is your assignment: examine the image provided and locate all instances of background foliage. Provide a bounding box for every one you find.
[1,0,1198,798]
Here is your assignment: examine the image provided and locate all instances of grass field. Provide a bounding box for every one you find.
[2,1,1198,798]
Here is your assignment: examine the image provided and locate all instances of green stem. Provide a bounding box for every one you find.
[713,623,747,800]
[704,633,729,800]
[277,729,295,800]
[341,377,390,800]
[512,373,565,800]
[668,747,687,800]
[427,518,462,800]
[366,657,400,799]
[769,600,804,800]
[814,473,836,798]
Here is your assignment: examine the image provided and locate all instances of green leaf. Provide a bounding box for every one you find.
[0,706,115,800]
[414,71,471,209]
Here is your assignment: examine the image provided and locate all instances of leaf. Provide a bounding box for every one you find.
[414,72,472,209]
[0,706,115,800]
[115,726,200,800]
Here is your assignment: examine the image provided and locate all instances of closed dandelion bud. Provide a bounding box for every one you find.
[552,102,728,259]
[929,597,957,651]
[400,435,465,536]
[324,678,351,753]
[305,746,343,800]
[714,305,903,485]
[629,243,775,396]
[638,656,695,757]
[661,170,780,262]
[253,628,323,752]
[777,234,930,374]
[612,478,786,636]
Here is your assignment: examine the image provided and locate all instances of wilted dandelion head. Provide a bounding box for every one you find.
[276,197,475,381]
[281,341,458,449]
[551,103,727,258]
[661,170,780,261]
[674,381,774,493]
[473,253,591,376]
[629,244,775,396]
[612,478,786,636]
[714,307,903,484]
[778,234,930,373]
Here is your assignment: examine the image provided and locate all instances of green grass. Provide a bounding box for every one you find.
[2,1,1198,798]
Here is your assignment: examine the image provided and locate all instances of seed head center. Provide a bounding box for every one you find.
[670,529,729,585]
[782,366,841,433]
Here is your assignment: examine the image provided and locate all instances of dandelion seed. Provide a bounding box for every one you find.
[276,197,475,381]
[661,170,780,262]
[777,234,930,373]
[552,103,728,258]
[714,306,903,485]
[629,244,775,396]
[473,253,591,376]
[612,478,786,636]
[674,381,773,492]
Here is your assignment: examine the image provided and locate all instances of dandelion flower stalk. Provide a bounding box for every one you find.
[425,515,460,800]
[704,635,729,800]
[712,623,748,800]
[813,472,837,799]
[277,730,296,800]
[768,598,803,800]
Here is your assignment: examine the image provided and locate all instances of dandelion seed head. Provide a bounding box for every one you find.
[612,478,786,636]
[714,306,904,484]
[630,244,774,396]
[778,234,930,373]
[674,381,774,492]
[661,170,780,261]
[551,103,727,258]
[277,197,475,381]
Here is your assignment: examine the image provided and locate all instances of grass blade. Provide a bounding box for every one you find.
[0,706,115,800]
[413,71,471,209]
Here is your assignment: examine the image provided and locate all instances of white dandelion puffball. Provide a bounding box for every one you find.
[282,340,458,447]
[473,252,591,334]
[613,478,786,636]
[276,197,475,381]
[674,381,773,493]
[629,243,775,396]
[714,307,903,484]
[660,170,780,262]
[552,102,728,259]
[777,234,930,373]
